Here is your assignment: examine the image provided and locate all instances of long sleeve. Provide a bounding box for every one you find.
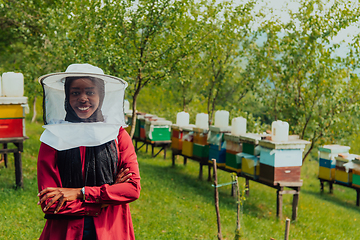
[37,143,102,216]
[83,128,141,204]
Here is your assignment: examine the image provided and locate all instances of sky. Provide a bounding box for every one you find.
[249,0,360,44]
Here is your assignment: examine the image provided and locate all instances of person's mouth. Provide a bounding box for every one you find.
[78,106,90,111]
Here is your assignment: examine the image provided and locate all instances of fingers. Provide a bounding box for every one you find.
[115,172,132,184]
[38,191,58,205]
[37,187,56,197]
[43,193,62,212]
[54,198,67,214]
[116,168,129,179]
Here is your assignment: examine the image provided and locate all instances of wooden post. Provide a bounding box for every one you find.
[234,176,241,239]
[199,163,203,180]
[320,179,324,192]
[277,187,283,219]
[284,218,290,240]
[213,159,222,240]
[14,150,23,188]
[172,151,175,166]
[292,191,299,221]
[3,143,8,168]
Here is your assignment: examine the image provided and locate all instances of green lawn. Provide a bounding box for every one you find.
[1,121,360,239]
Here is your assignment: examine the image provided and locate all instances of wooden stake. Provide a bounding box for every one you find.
[213,159,222,240]
[234,175,241,240]
[284,218,290,240]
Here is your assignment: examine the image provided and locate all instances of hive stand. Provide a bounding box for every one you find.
[133,136,171,159]
[0,137,27,188]
[319,177,360,206]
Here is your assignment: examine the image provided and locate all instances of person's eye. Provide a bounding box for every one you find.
[71,91,80,96]
[87,91,95,96]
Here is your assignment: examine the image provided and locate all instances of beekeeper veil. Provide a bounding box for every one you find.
[39,63,128,150]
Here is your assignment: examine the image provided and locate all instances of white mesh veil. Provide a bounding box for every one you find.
[39,64,128,150]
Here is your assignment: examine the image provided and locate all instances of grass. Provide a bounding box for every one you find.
[1,120,360,239]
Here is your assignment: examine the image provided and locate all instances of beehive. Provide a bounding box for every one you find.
[193,143,209,158]
[208,143,226,167]
[240,153,260,179]
[318,145,350,181]
[0,97,27,138]
[182,131,194,157]
[225,152,243,173]
[334,154,358,185]
[258,137,309,184]
[193,127,208,146]
[171,124,194,151]
[145,119,171,142]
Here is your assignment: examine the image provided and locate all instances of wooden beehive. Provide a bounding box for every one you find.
[258,138,310,185]
[0,97,27,138]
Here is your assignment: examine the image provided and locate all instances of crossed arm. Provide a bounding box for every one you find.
[38,168,132,214]
[37,128,141,216]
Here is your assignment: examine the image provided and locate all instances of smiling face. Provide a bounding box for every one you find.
[68,78,100,119]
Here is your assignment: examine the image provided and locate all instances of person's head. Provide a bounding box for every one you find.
[64,76,105,122]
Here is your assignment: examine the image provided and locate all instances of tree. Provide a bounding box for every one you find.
[0,0,56,122]
[252,0,360,161]
[192,0,262,126]
[40,0,215,137]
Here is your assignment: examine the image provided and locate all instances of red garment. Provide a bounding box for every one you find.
[37,128,141,240]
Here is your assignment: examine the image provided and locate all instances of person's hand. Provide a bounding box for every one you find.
[37,187,82,214]
[115,168,132,184]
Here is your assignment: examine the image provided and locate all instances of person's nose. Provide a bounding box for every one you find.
[78,92,88,103]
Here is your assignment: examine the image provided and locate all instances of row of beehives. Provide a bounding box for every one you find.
[125,110,312,185]
[124,109,289,143]
[318,145,360,187]
[171,124,310,185]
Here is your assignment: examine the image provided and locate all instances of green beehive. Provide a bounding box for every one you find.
[134,118,141,138]
[225,152,241,172]
[145,119,172,142]
[243,142,256,155]
[193,143,209,158]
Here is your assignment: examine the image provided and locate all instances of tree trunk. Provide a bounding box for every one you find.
[31,96,37,123]
[129,94,138,139]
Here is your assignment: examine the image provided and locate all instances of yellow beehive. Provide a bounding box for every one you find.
[319,166,335,180]
[242,155,260,178]
[335,169,352,184]
[171,137,182,150]
[0,104,24,119]
[182,140,193,157]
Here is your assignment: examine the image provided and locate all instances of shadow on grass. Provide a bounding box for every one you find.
[301,186,360,214]
[137,151,269,219]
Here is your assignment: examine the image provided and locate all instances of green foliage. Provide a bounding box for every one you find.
[2,0,360,152]
[250,0,360,158]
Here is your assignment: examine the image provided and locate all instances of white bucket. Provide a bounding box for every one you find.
[195,113,208,129]
[271,120,289,142]
[231,117,246,136]
[124,99,130,112]
[214,110,229,128]
[176,111,189,126]
[2,72,24,97]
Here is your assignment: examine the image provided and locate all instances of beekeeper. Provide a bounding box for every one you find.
[37,63,140,240]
